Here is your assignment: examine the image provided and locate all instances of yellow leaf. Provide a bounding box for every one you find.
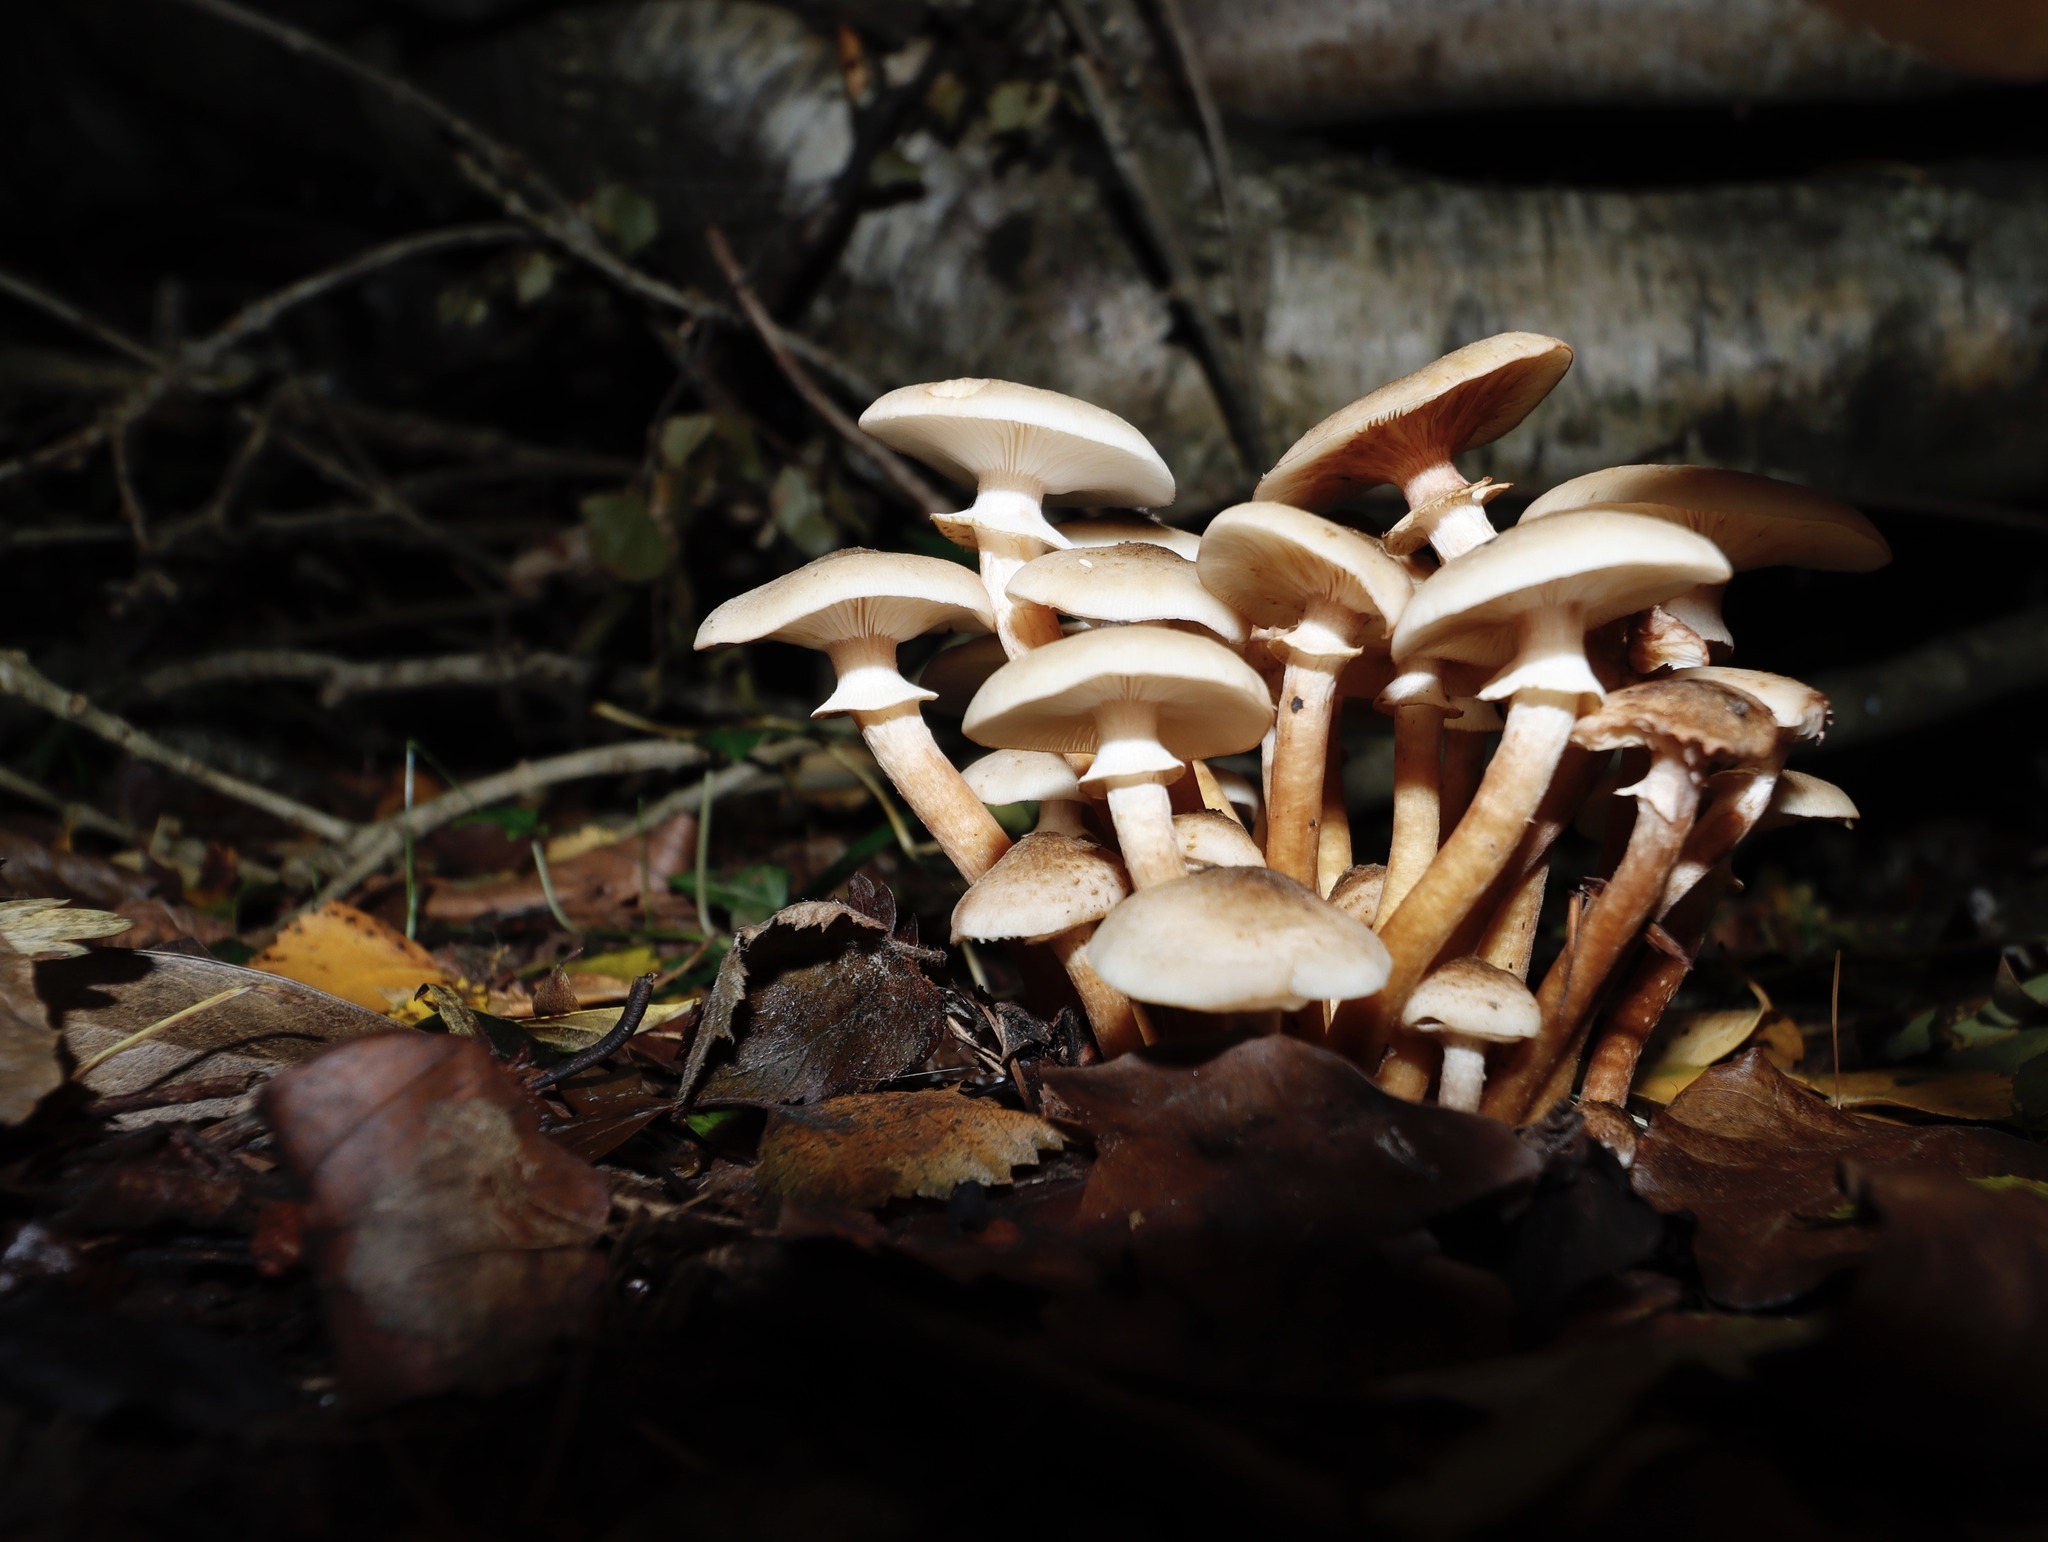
[249,902,450,1014]
[756,1091,1066,1213]
[1787,1067,2015,1122]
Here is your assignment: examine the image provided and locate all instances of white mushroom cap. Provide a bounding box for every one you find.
[694,548,994,716]
[1762,769,1860,828]
[950,832,1130,944]
[1197,502,1412,664]
[1010,542,1248,645]
[961,748,1086,807]
[859,378,1175,551]
[1173,810,1266,869]
[1670,666,1830,743]
[1390,510,1732,700]
[1212,767,1261,827]
[1401,957,1541,1046]
[1088,866,1392,1012]
[962,626,1273,788]
[1255,333,1573,511]
[1057,515,1201,560]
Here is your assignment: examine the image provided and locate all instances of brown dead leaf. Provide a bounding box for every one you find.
[531,966,579,1017]
[681,899,947,1107]
[0,935,60,1124]
[1787,1066,2014,1121]
[422,811,695,927]
[263,1032,611,1407]
[756,1091,1065,1213]
[1631,1050,2048,1308]
[249,902,449,1013]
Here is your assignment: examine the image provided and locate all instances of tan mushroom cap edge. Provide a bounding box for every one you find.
[1670,666,1830,741]
[1010,542,1248,645]
[1569,679,1783,768]
[1173,810,1266,869]
[1402,956,1541,1045]
[1057,515,1201,560]
[694,547,994,652]
[950,832,1130,944]
[1197,502,1413,641]
[961,748,1087,807]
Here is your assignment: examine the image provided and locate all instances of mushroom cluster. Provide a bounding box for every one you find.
[695,342,1888,1122]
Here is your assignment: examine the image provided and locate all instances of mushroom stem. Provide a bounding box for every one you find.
[1437,1040,1490,1113]
[1047,925,1143,1058]
[1480,863,1549,979]
[1377,1048,1437,1103]
[1662,582,1734,655]
[1659,767,1779,912]
[1265,661,1342,887]
[1574,868,1729,1108]
[1034,800,1092,837]
[1342,689,1581,1071]
[1105,780,1187,889]
[1318,740,1352,896]
[977,539,1067,659]
[1378,703,1443,923]
[1491,756,1702,1120]
[855,703,1013,881]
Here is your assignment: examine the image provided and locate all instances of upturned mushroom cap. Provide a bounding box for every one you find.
[1197,502,1412,660]
[961,748,1086,807]
[1762,769,1860,828]
[1570,678,1781,769]
[694,548,995,715]
[962,625,1273,787]
[1402,957,1540,1046]
[1173,810,1266,869]
[1010,542,1247,645]
[1670,666,1830,742]
[860,378,1175,550]
[1390,510,1732,700]
[1254,333,1573,511]
[1088,866,1392,1012]
[1521,466,1890,574]
[950,832,1130,944]
[1057,515,1201,560]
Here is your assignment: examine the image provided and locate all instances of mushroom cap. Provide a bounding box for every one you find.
[949,832,1129,944]
[1089,866,1392,1012]
[1402,956,1541,1045]
[1326,862,1387,925]
[1764,769,1860,826]
[1173,810,1266,869]
[859,378,1175,509]
[1521,465,1889,573]
[1010,542,1248,645]
[1197,502,1413,639]
[695,547,993,652]
[916,634,1014,718]
[1670,666,1830,742]
[1211,767,1261,826]
[1057,515,1201,560]
[1570,678,1782,768]
[961,748,1086,807]
[1254,333,1574,509]
[1390,510,1732,672]
[962,625,1274,765]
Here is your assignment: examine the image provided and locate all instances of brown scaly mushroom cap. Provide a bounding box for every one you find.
[1670,666,1830,743]
[950,832,1129,945]
[1089,866,1391,1013]
[1010,542,1248,645]
[1057,515,1201,560]
[1571,678,1782,821]
[1327,862,1388,925]
[1255,332,1573,558]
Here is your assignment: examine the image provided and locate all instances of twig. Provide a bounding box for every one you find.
[106,413,152,551]
[83,1072,262,1119]
[133,648,594,707]
[529,972,658,1090]
[0,421,113,486]
[0,269,162,368]
[197,385,281,528]
[323,398,639,481]
[1810,601,2048,753]
[0,651,358,845]
[531,839,582,935]
[1051,0,1264,472]
[704,226,947,515]
[0,765,142,844]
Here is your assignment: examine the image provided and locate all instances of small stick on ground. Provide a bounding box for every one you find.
[530,972,659,1090]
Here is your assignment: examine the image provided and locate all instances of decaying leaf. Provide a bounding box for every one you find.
[681,899,947,1107]
[1634,984,1790,1105]
[0,935,61,1125]
[423,811,695,926]
[248,902,450,1013]
[43,948,389,1114]
[1631,1050,2048,1307]
[262,1032,611,1407]
[0,897,133,959]
[1787,1065,2014,1121]
[756,1091,1066,1214]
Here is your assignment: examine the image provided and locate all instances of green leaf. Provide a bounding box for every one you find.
[689,863,789,930]
[986,79,1057,135]
[1972,1173,2048,1200]
[581,490,670,582]
[799,821,898,900]
[454,806,542,840]
[770,465,837,557]
[867,149,925,192]
[701,726,767,764]
[713,415,766,484]
[2012,1050,2048,1132]
[900,526,977,567]
[588,183,660,257]
[685,1109,745,1139]
[513,250,557,305]
[658,413,717,470]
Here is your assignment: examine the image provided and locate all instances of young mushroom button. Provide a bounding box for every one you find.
[961,748,1094,837]
[1401,958,1541,1113]
[693,547,1009,882]
[962,626,1273,890]
[1255,332,1573,562]
[859,379,1175,660]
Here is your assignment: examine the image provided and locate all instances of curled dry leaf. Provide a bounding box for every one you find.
[423,811,696,927]
[681,899,947,1107]
[756,1090,1066,1215]
[1630,1050,2048,1308]
[0,897,132,959]
[0,935,60,1125]
[262,1032,611,1408]
[248,901,451,1013]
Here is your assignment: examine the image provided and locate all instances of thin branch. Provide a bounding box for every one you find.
[0,765,142,844]
[106,412,152,551]
[1051,0,1264,472]
[0,651,358,844]
[134,648,595,706]
[0,270,163,368]
[705,226,949,516]
[0,420,111,486]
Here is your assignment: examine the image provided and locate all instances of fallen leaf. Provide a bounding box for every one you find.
[0,898,132,959]
[42,948,388,1114]
[1633,986,1775,1105]
[1786,1066,2014,1121]
[249,902,450,1013]
[1630,1050,2048,1307]
[530,966,579,1017]
[755,1091,1066,1213]
[0,935,60,1124]
[423,811,695,927]
[262,1033,611,1407]
[0,824,173,908]
[681,899,947,1107]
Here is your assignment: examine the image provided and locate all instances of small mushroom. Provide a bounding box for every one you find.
[961,748,1095,836]
[1174,810,1266,869]
[1327,862,1387,925]
[1255,332,1573,561]
[1401,958,1541,1113]
[693,548,1010,880]
[963,626,1273,889]
[951,832,1142,1057]
[860,378,1175,659]
[1009,541,1248,645]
